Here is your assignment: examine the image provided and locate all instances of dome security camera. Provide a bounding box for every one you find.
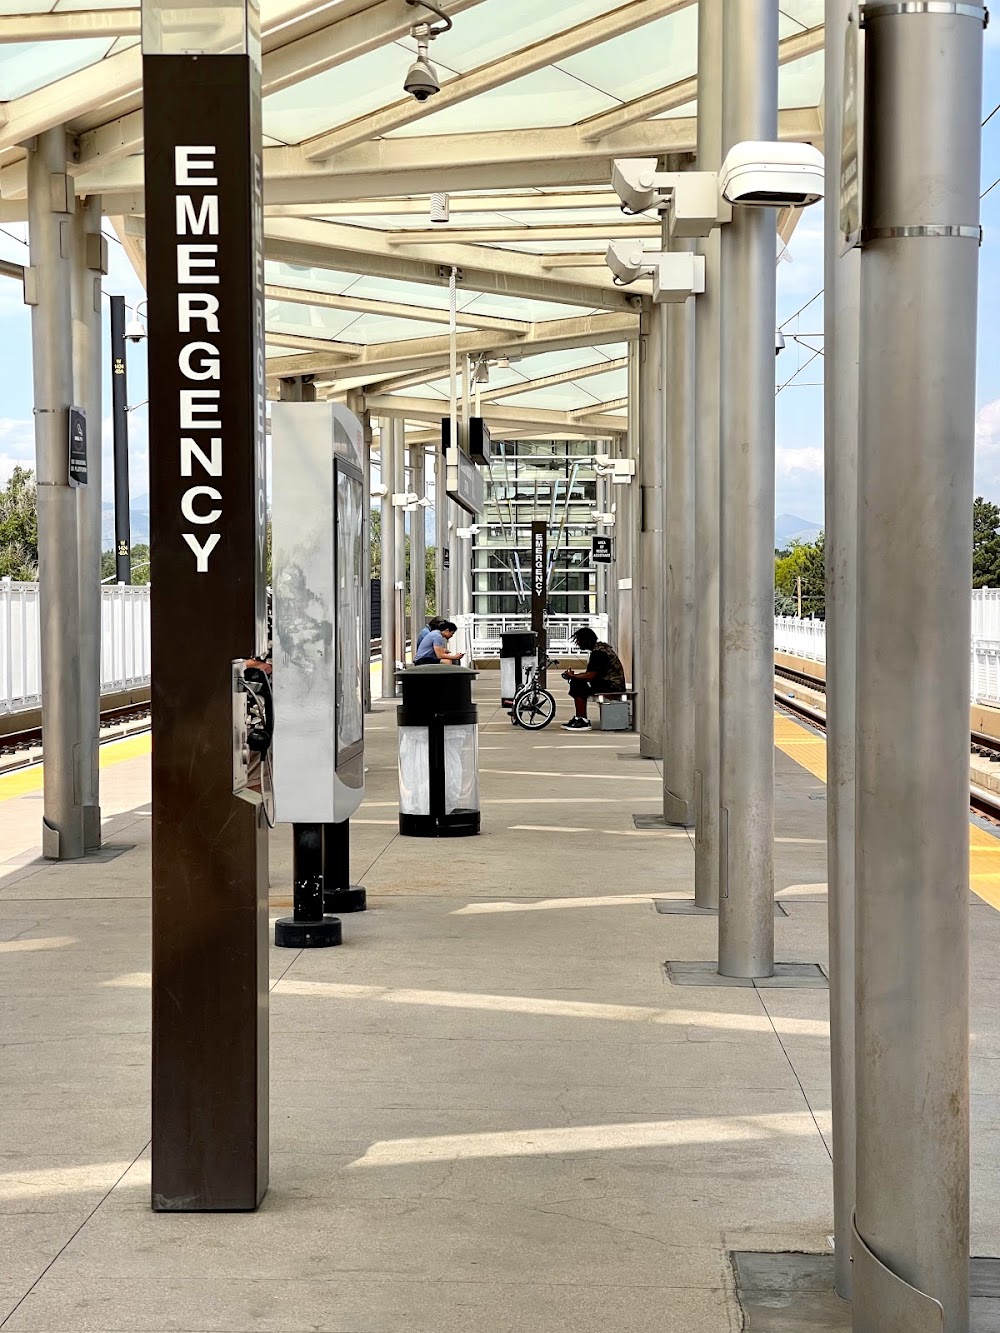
[404,47,440,101]
[125,317,146,342]
[720,141,825,209]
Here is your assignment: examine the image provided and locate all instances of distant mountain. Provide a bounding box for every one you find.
[102,496,149,549]
[775,512,821,547]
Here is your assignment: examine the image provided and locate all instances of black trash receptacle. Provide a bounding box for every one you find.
[499,630,537,707]
[397,665,480,837]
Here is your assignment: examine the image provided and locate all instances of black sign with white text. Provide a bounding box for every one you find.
[592,535,613,564]
[68,407,87,487]
[531,521,548,685]
[144,48,268,1213]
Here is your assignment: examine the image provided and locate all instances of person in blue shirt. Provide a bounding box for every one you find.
[413,620,464,665]
[413,616,445,659]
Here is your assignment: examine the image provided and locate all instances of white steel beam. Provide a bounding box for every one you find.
[264,282,529,334]
[385,222,662,245]
[303,0,694,160]
[266,312,638,383]
[570,397,629,418]
[264,191,628,218]
[0,48,142,154]
[579,25,825,142]
[263,217,643,312]
[366,393,625,437]
[266,332,363,356]
[480,357,628,401]
[0,10,139,41]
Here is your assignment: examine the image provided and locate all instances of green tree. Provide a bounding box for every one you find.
[774,532,825,618]
[100,543,151,586]
[973,496,1000,588]
[0,466,39,581]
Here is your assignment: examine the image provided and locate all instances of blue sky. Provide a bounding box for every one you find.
[1,46,999,536]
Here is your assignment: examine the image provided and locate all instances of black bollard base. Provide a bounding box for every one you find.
[324,886,367,914]
[274,915,343,949]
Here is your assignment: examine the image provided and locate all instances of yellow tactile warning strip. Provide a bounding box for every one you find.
[775,710,1000,912]
[0,731,151,805]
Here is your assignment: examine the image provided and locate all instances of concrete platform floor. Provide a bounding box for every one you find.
[1,683,999,1332]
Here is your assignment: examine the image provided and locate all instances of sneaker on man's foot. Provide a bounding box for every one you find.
[561,717,592,731]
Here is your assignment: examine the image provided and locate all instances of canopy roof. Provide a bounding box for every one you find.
[0,0,825,436]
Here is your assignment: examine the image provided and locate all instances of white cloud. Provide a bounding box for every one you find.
[776,445,824,477]
[0,419,35,482]
[975,399,1000,501]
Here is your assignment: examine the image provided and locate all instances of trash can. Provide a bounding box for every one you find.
[397,664,481,837]
[499,630,537,707]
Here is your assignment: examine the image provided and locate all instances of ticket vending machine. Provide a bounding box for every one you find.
[269,404,366,940]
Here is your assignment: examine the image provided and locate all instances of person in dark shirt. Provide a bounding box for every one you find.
[560,626,626,731]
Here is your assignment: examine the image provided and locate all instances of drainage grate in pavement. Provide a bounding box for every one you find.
[663,960,828,989]
[654,898,788,917]
[733,1251,1000,1331]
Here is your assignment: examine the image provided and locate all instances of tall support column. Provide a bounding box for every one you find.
[616,351,640,691]
[380,421,397,699]
[638,306,666,760]
[853,4,983,1327]
[392,419,406,661]
[717,0,777,978]
[72,195,106,853]
[410,444,426,646]
[663,244,697,826]
[109,296,132,585]
[144,0,269,1209]
[694,0,723,908]
[824,0,860,1300]
[27,126,85,862]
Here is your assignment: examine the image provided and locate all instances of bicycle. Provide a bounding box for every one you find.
[509,656,559,731]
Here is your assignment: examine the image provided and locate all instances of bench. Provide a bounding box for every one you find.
[594,688,638,732]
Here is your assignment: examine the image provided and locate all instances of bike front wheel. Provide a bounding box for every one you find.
[512,687,557,730]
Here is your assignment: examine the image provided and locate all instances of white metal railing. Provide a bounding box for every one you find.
[0,579,151,715]
[774,615,827,663]
[454,612,610,659]
[776,602,1000,706]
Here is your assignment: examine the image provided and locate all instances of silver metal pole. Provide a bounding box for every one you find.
[435,442,448,618]
[380,420,397,700]
[28,127,85,861]
[663,240,697,826]
[392,419,406,662]
[853,4,983,1327]
[72,194,105,852]
[410,444,426,648]
[616,353,639,691]
[638,306,665,760]
[824,0,860,1300]
[717,0,777,978]
[694,0,723,909]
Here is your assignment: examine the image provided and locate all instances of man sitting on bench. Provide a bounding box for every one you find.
[561,627,626,731]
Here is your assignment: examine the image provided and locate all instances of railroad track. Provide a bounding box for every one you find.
[0,697,151,766]
[774,675,1000,823]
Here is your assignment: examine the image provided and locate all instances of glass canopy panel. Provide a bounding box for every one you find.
[492,207,646,227]
[0,38,115,98]
[654,98,696,120]
[506,348,619,378]
[779,51,825,109]
[574,368,628,401]
[396,0,637,74]
[55,0,138,8]
[779,0,825,35]
[495,385,604,411]
[329,312,453,344]
[333,212,517,232]
[263,45,407,144]
[556,7,698,101]
[388,68,618,138]
[264,298,365,341]
[264,261,364,297]
[452,291,597,321]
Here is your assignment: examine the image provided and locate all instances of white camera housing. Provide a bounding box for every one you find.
[652,252,706,304]
[605,240,655,285]
[610,158,665,214]
[720,141,825,209]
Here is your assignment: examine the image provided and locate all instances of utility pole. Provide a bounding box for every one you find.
[717,0,778,978]
[853,2,984,1327]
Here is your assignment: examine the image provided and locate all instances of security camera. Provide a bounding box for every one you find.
[404,47,440,101]
[720,141,825,209]
[611,158,669,214]
[125,317,146,342]
[605,240,655,286]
